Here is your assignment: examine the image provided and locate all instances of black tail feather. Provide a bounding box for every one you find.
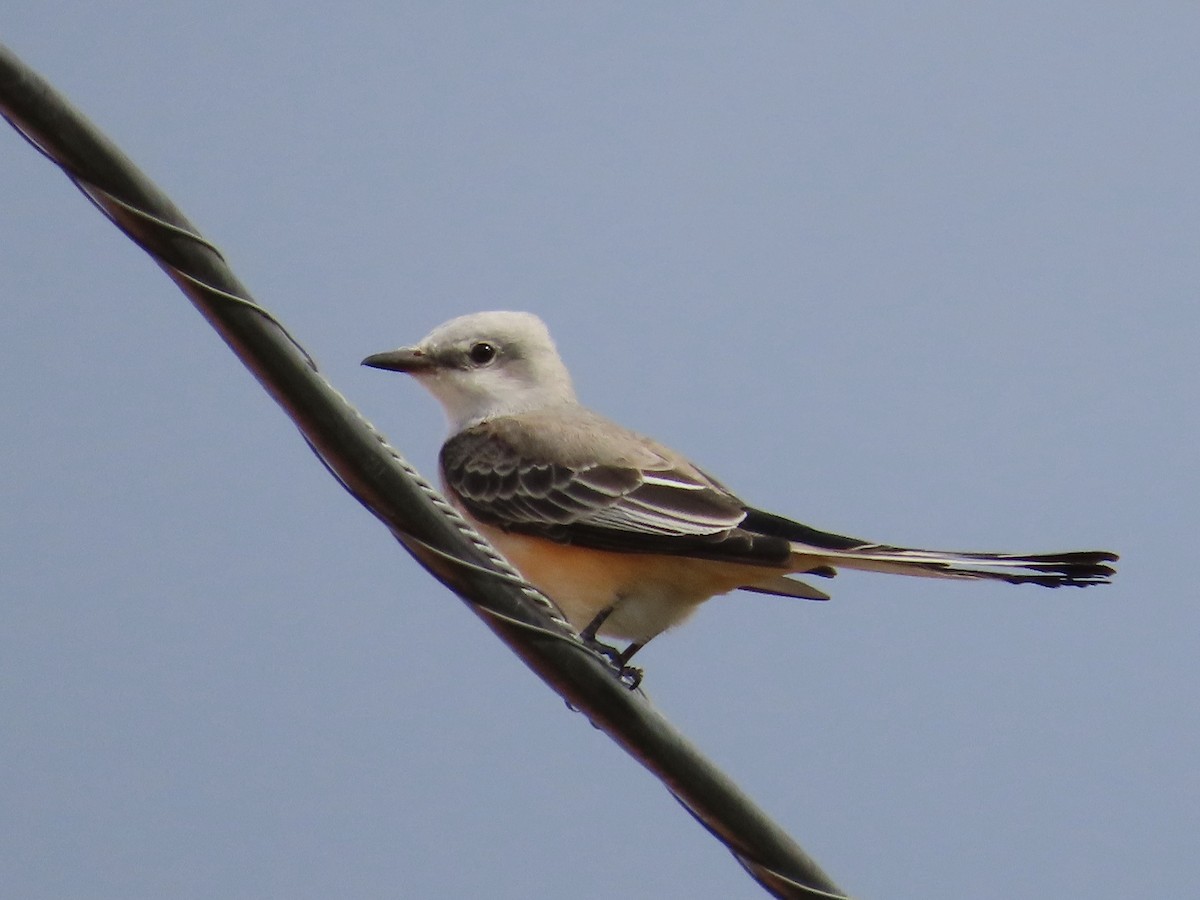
[743,507,1119,588]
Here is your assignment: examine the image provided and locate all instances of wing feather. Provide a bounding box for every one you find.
[440,414,792,566]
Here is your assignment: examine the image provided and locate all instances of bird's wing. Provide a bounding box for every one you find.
[439,412,792,566]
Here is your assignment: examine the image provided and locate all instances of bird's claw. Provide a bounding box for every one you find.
[618,664,643,690]
[584,636,644,690]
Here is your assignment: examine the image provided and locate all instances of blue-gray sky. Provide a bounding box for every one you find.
[2,5,1195,898]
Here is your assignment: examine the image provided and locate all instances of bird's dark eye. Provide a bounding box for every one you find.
[468,342,497,365]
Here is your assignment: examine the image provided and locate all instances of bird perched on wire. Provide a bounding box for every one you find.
[363,311,1116,667]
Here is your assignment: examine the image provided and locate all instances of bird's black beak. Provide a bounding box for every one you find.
[361,348,435,373]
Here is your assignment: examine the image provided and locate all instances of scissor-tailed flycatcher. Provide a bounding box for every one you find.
[364,311,1116,662]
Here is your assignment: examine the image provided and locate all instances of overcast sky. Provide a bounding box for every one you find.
[2,5,1196,899]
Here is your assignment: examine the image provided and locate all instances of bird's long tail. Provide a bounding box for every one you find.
[795,545,1117,586]
[743,508,1117,587]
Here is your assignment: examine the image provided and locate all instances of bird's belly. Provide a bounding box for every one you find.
[472,525,750,643]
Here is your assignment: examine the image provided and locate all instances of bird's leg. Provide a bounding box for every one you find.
[615,642,644,666]
[613,642,644,690]
[579,605,644,689]
[579,606,614,644]
[579,605,625,662]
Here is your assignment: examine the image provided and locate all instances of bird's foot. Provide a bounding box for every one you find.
[582,635,645,690]
[617,664,643,690]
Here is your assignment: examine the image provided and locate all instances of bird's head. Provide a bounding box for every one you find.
[362,310,577,431]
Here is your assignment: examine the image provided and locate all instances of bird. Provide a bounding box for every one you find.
[363,311,1116,665]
